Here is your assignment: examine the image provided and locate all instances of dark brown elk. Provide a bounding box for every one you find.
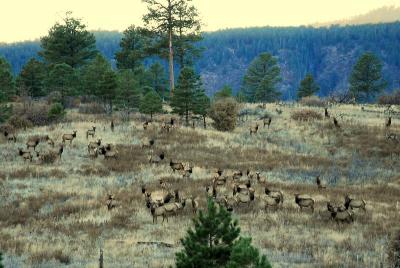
[333,117,340,128]
[143,121,150,130]
[111,120,115,132]
[4,131,16,143]
[26,138,40,151]
[327,202,353,223]
[295,194,314,212]
[86,126,96,139]
[62,131,77,144]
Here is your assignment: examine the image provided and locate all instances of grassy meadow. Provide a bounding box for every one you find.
[0,102,400,267]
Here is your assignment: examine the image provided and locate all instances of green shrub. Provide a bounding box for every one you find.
[48,102,65,121]
[209,98,239,131]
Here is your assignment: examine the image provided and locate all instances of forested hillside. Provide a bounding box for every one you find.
[1,22,400,99]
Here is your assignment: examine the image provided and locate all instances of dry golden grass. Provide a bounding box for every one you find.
[0,103,399,267]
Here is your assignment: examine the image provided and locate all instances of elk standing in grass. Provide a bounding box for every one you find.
[333,117,340,128]
[4,131,16,143]
[263,117,272,128]
[149,152,165,164]
[88,139,102,154]
[18,148,33,162]
[250,124,259,135]
[295,194,314,212]
[386,117,392,128]
[26,138,40,151]
[106,194,117,210]
[62,131,77,144]
[86,126,96,139]
[170,160,184,173]
[344,195,366,212]
[316,175,326,189]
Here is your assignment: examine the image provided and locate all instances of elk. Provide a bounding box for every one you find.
[18,148,33,162]
[86,126,96,139]
[333,117,340,128]
[386,117,392,128]
[143,121,150,130]
[265,187,284,205]
[263,117,272,128]
[249,124,259,135]
[141,138,155,149]
[62,131,77,144]
[111,120,115,132]
[324,108,330,118]
[4,131,16,143]
[106,194,117,210]
[316,175,326,189]
[143,188,174,208]
[170,160,184,173]
[149,152,165,164]
[88,139,102,154]
[57,144,64,159]
[46,137,55,147]
[98,145,118,159]
[26,138,40,151]
[295,194,314,212]
[344,195,366,212]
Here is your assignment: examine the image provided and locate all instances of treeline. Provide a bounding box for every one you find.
[1,22,400,99]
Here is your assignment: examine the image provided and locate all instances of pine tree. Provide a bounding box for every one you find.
[45,63,78,106]
[139,90,163,120]
[214,85,233,101]
[116,69,142,114]
[0,57,15,102]
[193,91,210,129]
[16,58,47,98]
[99,70,118,113]
[39,12,97,68]
[147,62,168,100]
[242,52,281,103]
[175,199,271,268]
[115,25,152,70]
[297,73,320,100]
[171,67,201,126]
[0,251,3,268]
[349,52,387,102]
[81,54,110,97]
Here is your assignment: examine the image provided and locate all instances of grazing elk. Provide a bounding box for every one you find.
[86,126,96,139]
[333,117,340,128]
[62,131,77,144]
[149,152,165,164]
[170,160,184,173]
[265,187,284,205]
[295,194,314,212]
[327,202,353,224]
[88,139,102,154]
[98,144,118,159]
[344,195,366,212]
[18,148,33,162]
[4,131,16,143]
[106,194,117,211]
[26,138,40,151]
[249,124,259,135]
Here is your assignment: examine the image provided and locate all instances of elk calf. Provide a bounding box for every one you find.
[86,126,96,139]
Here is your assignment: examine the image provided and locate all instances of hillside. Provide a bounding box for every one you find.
[1,22,400,99]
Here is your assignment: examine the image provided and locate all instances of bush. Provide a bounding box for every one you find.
[377,90,400,105]
[7,115,33,130]
[299,96,326,107]
[48,103,65,121]
[291,109,323,121]
[38,151,59,164]
[78,103,106,114]
[0,104,12,123]
[209,98,239,131]
[13,103,59,126]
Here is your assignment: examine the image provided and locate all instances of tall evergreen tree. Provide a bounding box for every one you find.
[297,73,320,99]
[99,70,118,113]
[45,63,78,106]
[171,67,201,126]
[81,54,110,96]
[16,58,47,97]
[214,85,233,101]
[116,69,142,114]
[0,57,15,102]
[39,12,97,68]
[241,52,281,103]
[349,52,387,102]
[115,25,151,70]
[139,89,163,119]
[147,62,168,100]
[175,199,271,268]
[143,0,202,96]
[193,91,210,129]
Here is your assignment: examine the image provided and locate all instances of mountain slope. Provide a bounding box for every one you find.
[1,23,400,99]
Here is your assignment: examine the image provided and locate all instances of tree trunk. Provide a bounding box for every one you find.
[203,115,206,129]
[169,28,175,97]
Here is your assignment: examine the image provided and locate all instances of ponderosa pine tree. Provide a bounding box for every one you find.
[116,69,142,115]
[175,199,271,268]
[171,67,202,126]
[115,25,152,70]
[39,12,97,68]
[142,0,202,96]
[81,54,110,97]
[0,57,15,102]
[241,52,281,103]
[193,90,210,129]
[99,70,118,113]
[16,58,47,98]
[349,52,387,102]
[45,63,78,106]
[139,89,162,119]
[297,73,320,100]
[214,85,233,101]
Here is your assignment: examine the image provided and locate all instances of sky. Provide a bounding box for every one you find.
[0,0,399,43]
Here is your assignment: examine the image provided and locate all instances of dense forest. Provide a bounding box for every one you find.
[1,22,400,99]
